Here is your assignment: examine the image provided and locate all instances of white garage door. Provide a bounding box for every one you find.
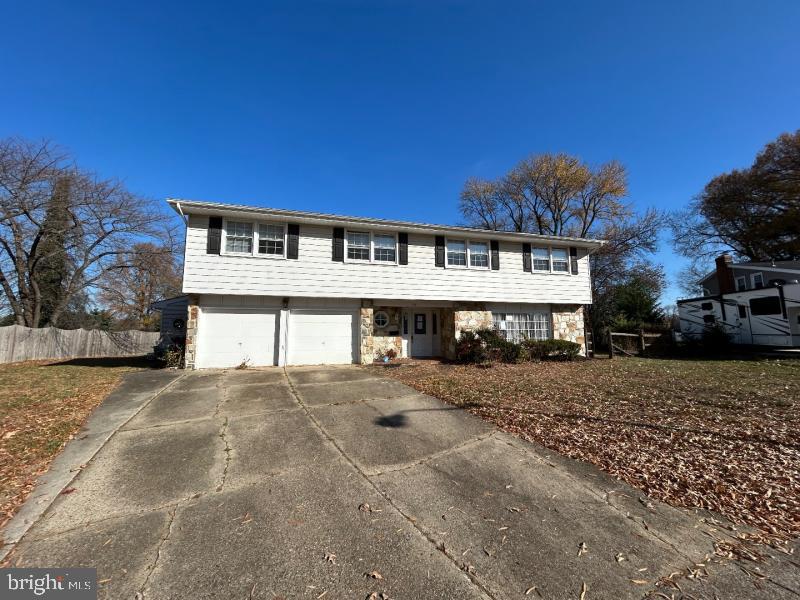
[197,309,278,369]
[288,310,358,365]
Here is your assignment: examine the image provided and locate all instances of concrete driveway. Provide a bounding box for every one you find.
[6,367,797,599]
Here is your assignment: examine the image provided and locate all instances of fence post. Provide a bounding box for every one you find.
[639,329,646,354]
[608,330,614,359]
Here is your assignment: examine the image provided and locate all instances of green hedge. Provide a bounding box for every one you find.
[455,329,581,364]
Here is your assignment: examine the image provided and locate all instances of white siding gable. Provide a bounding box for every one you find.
[182,215,594,304]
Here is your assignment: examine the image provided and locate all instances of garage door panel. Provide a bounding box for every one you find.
[197,309,278,369]
[288,310,357,365]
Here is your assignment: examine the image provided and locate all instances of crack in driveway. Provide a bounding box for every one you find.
[284,367,500,600]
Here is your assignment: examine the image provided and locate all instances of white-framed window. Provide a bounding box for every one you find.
[752,272,764,289]
[223,220,288,257]
[258,223,286,256]
[373,234,397,263]
[532,246,570,274]
[447,239,467,266]
[346,231,371,261]
[445,237,492,269]
[736,276,747,291]
[225,221,253,254]
[343,230,398,264]
[551,248,569,272]
[493,312,551,342]
[469,241,489,268]
[532,247,550,271]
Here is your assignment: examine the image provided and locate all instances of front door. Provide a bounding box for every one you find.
[410,311,433,357]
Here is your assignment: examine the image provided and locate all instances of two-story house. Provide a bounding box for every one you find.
[698,254,800,296]
[168,199,604,369]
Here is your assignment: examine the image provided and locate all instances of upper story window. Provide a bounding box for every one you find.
[225,221,253,254]
[447,240,467,266]
[752,273,764,289]
[469,242,489,268]
[223,220,287,257]
[532,247,550,271]
[258,223,285,256]
[373,234,397,263]
[346,231,370,261]
[551,248,569,272]
[532,246,569,273]
[736,276,747,291]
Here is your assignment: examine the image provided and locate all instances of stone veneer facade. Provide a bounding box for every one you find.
[360,304,404,364]
[184,295,200,369]
[440,305,493,359]
[551,305,586,355]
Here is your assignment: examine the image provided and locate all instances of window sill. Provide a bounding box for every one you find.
[221,251,287,260]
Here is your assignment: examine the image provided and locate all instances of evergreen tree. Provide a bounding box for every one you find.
[36,177,72,326]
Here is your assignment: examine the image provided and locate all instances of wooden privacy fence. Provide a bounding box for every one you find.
[608,330,667,358]
[0,325,160,364]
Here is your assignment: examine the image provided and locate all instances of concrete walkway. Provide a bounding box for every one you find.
[4,366,798,599]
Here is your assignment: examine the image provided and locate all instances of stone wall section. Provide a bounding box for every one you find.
[358,305,374,364]
[551,304,586,355]
[184,295,200,369]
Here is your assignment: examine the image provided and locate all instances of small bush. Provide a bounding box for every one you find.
[455,330,490,364]
[521,338,581,361]
[457,329,580,364]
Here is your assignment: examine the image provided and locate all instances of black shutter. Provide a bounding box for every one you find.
[522,242,532,272]
[398,232,408,265]
[332,227,344,262]
[434,235,445,267]
[570,247,579,275]
[287,223,299,259]
[490,240,500,270]
[207,216,222,254]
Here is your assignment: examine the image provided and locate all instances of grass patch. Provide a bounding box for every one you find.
[375,357,800,547]
[0,358,146,533]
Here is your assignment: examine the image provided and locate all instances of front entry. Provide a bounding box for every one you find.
[405,310,436,357]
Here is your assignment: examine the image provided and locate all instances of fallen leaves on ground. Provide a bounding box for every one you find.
[375,357,800,548]
[0,358,142,538]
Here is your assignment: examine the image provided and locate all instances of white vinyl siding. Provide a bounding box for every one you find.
[183,216,594,304]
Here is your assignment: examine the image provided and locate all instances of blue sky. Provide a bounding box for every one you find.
[2,0,799,304]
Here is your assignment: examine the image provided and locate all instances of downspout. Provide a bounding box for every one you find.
[175,201,188,224]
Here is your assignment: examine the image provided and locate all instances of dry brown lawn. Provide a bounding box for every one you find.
[375,357,800,548]
[0,358,144,533]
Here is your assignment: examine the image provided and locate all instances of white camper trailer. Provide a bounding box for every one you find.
[678,283,800,347]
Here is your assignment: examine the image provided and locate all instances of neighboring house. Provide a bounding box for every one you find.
[678,254,800,347]
[697,255,800,296]
[169,199,605,369]
[150,295,189,348]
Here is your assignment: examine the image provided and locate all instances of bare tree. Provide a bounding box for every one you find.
[0,137,179,328]
[460,153,630,237]
[97,242,182,330]
[458,152,663,341]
